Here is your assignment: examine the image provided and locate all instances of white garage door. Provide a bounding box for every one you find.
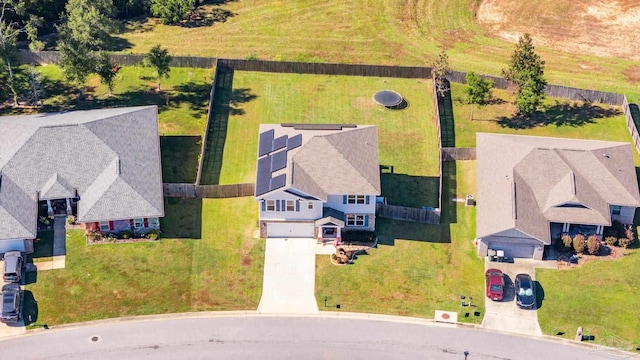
[267,222,314,238]
[490,243,534,259]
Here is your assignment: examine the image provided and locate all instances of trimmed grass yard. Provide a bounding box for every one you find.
[25,197,263,327]
[536,248,640,348]
[316,161,483,323]
[450,83,632,148]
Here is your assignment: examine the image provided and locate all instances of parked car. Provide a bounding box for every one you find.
[1,283,21,324]
[515,274,536,309]
[485,268,504,301]
[3,251,23,283]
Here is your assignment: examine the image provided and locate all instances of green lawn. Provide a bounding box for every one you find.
[316,161,483,323]
[117,0,640,102]
[215,72,439,189]
[536,248,640,349]
[25,197,263,327]
[449,83,633,148]
[33,64,214,136]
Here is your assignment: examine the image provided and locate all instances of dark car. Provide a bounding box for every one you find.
[485,268,504,301]
[515,274,536,309]
[1,283,21,324]
[3,251,23,283]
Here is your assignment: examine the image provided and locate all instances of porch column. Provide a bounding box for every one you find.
[66,198,73,215]
[562,223,570,232]
[47,199,54,217]
[596,226,603,235]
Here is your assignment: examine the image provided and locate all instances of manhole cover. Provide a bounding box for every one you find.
[89,335,101,343]
[441,313,450,320]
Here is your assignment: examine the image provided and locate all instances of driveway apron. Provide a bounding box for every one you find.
[482,259,543,336]
[257,238,319,314]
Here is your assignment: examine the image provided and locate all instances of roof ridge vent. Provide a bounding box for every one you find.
[570,171,576,195]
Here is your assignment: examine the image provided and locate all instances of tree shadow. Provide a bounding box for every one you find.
[173,82,213,118]
[497,100,621,129]
[104,35,134,52]
[179,7,235,28]
[199,66,257,185]
[161,198,202,239]
[160,136,202,183]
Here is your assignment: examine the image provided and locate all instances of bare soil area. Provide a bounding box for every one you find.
[478,0,640,60]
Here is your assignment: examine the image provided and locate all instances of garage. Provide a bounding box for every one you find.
[0,240,26,255]
[266,222,314,238]
[489,243,535,259]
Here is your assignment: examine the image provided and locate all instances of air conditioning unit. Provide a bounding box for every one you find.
[434,310,458,324]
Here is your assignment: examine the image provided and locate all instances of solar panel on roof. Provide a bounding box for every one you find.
[255,157,272,195]
[272,135,287,152]
[258,129,275,156]
[271,150,287,172]
[287,134,302,150]
[270,174,286,191]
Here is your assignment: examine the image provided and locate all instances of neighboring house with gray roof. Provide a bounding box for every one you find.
[255,124,381,243]
[0,106,164,252]
[476,133,640,260]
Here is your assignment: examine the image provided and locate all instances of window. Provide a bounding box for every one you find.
[266,200,276,211]
[612,205,621,215]
[308,202,314,210]
[286,200,295,211]
[147,218,160,228]
[100,221,110,231]
[347,195,366,204]
[134,218,144,229]
[346,214,365,226]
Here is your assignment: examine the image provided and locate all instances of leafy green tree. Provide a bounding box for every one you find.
[0,0,42,105]
[464,71,493,120]
[25,64,44,107]
[57,0,116,99]
[432,50,450,97]
[150,0,195,25]
[144,44,171,91]
[502,33,547,116]
[95,51,118,95]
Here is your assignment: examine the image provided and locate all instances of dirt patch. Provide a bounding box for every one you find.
[622,65,640,84]
[478,0,640,60]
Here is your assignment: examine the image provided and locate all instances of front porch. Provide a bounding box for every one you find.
[551,222,603,241]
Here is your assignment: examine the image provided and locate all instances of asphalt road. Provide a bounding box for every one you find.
[0,313,637,360]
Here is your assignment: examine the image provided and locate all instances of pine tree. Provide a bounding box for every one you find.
[502,34,547,116]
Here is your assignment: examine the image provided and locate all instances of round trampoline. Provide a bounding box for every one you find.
[373,90,403,109]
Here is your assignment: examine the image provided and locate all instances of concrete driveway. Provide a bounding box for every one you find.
[481,259,543,336]
[0,261,26,339]
[257,238,319,314]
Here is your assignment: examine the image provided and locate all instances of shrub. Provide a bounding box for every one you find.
[87,231,101,242]
[244,53,259,61]
[586,235,601,255]
[561,234,573,248]
[573,234,586,253]
[120,230,133,239]
[625,227,634,242]
[618,238,631,249]
[604,236,617,246]
[66,215,76,225]
[147,229,161,240]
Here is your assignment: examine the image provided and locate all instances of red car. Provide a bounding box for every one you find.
[485,268,504,301]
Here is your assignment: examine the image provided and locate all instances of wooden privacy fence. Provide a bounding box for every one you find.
[433,76,444,218]
[195,63,221,185]
[448,70,624,106]
[622,95,640,155]
[442,147,476,161]
[376,204,440,224]
[17,51,217,68]
[164,183,255,198]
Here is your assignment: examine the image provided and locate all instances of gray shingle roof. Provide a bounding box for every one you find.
[255,124,381,200]
[0,106,164,240]
[477,133,640,244]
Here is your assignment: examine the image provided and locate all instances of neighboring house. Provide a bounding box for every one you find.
[476,133,640,260]
[255,124,381,243]
[0,106,164,252]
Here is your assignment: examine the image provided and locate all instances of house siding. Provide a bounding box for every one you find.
[326,194,377,214]
[258,191,322,221]
[612,206,636,224]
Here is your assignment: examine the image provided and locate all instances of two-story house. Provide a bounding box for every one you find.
[255,124,381,244]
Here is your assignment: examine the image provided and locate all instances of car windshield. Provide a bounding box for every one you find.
[518,288,533,296]
[490,284,503,292]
